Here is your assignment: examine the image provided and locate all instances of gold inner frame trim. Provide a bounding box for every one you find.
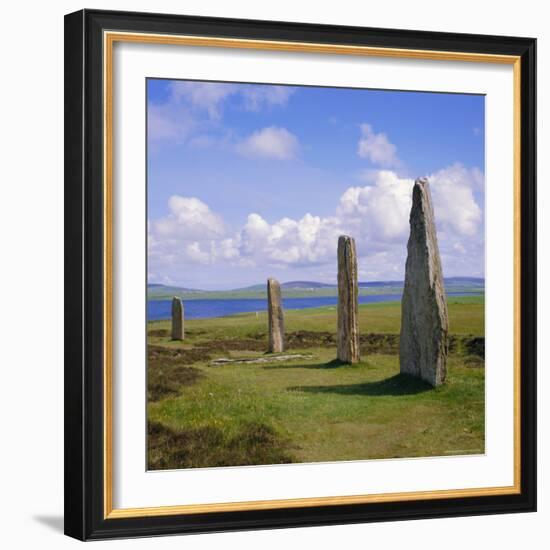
[103,30,522,520]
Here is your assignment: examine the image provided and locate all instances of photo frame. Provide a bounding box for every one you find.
[64,9,536,540]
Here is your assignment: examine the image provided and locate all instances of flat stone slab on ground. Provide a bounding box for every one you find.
[210,354,314,366]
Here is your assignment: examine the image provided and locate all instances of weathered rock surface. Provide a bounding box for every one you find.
[400,177,449,386]
[171,297,184,340]
[337,235,360,363]
[267,278,285,353]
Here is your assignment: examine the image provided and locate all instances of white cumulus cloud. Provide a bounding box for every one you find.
[148,163,485,282]
[240,86,294,112]
[357,123,400,167]
[169,81,236,120]
[338,171,413,244]
[184,242,210,264]
[153,81,295,131]
[238,212,341,266]
[154,195,225,240]
[236,127,300,160]
[147,102,196,144]
[429,163,483,236]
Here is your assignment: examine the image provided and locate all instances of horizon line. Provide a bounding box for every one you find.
[148,275,485,292]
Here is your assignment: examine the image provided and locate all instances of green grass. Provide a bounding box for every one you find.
[147,297,485,469]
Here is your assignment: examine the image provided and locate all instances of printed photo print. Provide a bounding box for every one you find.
[146,79,485,470]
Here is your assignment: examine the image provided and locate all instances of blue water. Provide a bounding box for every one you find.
[147,292,476,321]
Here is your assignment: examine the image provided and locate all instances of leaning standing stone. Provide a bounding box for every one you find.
[337,235,360,363]
[267,278,285,353]
[171,297,184,340]
[400,177,449,386]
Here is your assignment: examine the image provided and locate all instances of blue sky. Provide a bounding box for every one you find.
[147,79,485,290]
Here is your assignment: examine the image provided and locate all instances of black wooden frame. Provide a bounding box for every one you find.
[64,9,537,541]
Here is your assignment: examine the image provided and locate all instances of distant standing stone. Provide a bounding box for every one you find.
[400,177,449,386]
[171,297,184,340]
[337,235,360,363]
[267,278,284,353]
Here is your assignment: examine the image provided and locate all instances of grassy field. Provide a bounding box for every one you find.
[147,296,485,470]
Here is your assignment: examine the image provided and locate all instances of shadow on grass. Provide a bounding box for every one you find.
[263,359,348,370]
[288,373,433,396]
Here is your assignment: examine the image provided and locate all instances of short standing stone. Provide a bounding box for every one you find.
[171,297,184,340]
[400,177,449,386]
[267,278,284,353]
[337,235,360,363]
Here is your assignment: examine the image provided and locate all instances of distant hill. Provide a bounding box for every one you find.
[148,284,200,291]
[148,277,484,298]
[147,283,203,298]
[443,277,485,285]
[233,278,484,291]
[229,283,264,292]
[282,280,336,289]
[358,277,484,289]
[358,280,403,288]
[230,281,336,292]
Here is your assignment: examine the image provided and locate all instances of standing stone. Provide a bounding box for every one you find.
[171,297,184,340]
[337,235,360,364]
[400,177,449,386]
[267,278,284,353]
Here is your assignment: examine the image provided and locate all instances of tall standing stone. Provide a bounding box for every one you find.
[267,278,284,353]
[171,297,184,340]
[337,235,360,364]
[400,177,449,386]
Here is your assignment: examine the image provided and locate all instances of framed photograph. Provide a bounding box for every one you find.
[64,9,536,540]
